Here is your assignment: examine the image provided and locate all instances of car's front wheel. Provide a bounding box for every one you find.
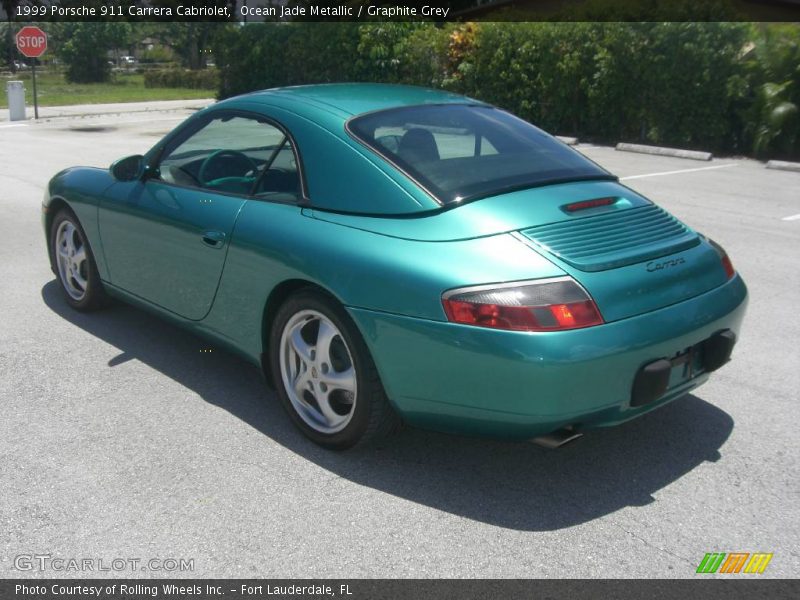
[50,209,109,311]
[270,290,400,449]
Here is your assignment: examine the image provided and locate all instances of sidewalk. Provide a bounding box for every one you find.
[0,98,214,123]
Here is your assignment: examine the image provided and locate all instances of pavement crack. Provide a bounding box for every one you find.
[611,519,694,566]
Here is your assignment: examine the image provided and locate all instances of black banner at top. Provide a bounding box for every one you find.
[4,0,800,22]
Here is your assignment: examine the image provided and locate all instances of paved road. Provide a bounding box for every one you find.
[1,105,798,578]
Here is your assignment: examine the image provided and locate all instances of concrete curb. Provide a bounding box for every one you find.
[766,160,800,173]
[616,142,712,162]
[556,136,578,146]
[1,98,214,123]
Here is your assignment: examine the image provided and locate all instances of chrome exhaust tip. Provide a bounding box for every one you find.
[531,427,583,449]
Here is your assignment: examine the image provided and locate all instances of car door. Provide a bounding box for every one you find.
[99,111,292,320]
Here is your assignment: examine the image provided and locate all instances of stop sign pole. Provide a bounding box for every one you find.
[15,26,48,119]
[32,47,39,119]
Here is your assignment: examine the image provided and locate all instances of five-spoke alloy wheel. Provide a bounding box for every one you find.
[55,220,89,301]
[280,310,358,434]
[50,209,109,311]
[270,290,399,449]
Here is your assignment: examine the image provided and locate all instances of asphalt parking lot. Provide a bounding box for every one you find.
[1,103,798,578]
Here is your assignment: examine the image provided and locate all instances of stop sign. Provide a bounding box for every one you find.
[16,26,47,59]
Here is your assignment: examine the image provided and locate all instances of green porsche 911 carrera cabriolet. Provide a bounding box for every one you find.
[44,84,747,449]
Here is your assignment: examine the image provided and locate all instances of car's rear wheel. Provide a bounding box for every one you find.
[270,290,400,449]
[50,209,109,311]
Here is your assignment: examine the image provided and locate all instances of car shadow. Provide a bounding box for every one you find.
[42,280,734,531]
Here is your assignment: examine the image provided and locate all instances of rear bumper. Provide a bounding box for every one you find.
[347,274,748,439]
[630,329,736,407]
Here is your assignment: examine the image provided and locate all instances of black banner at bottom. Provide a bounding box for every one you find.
[1,579,798,600]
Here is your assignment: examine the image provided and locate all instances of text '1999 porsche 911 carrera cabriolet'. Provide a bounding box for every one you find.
[44,84,747,449]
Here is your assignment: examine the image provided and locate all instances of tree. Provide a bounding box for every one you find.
[1,0,21,72]
[0,0,21,21]
[52,22,131,83]
[147,2,236,70]
[152,22,229,70]
[1,22,14,72]
[748,25,800,157]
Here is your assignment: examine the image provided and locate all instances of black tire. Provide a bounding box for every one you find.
[269,289,400,449]
[49,208,110,311]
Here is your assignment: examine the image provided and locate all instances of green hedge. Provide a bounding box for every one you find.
[213,22,800,159]
[144,68,219,90]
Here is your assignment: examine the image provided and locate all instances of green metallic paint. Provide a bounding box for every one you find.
[46,167,115,280]
[522,236,729,323]
[43,84,749,439]
[348,275,747,438]
[308,181,649,241]
[233,100,438,214]
[203,203,565,362]
[98,179,245,320]
[243,83,479,120]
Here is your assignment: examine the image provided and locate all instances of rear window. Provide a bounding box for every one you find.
[348,104,612,205]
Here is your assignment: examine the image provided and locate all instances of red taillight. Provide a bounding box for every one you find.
[707,238,736,280]
[442,278,604,332]
[563,197,617,212]
[548,300,603,328]
[720,254,735,279]
[443,300,539,330]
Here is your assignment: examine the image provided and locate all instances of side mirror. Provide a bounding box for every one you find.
[110,155,145,181]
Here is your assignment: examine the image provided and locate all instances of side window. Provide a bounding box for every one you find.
[157,114,301,200]
[373,124,497,162]
[252,139,302,202]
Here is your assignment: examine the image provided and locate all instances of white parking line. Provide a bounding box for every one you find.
[782,214,800,221]
[0,123,28,129]
[620,163,739,180]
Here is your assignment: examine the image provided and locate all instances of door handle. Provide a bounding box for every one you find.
[201,230,226,248]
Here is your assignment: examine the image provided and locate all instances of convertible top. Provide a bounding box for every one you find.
[229,83,484,121]
[199,84,610,215]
